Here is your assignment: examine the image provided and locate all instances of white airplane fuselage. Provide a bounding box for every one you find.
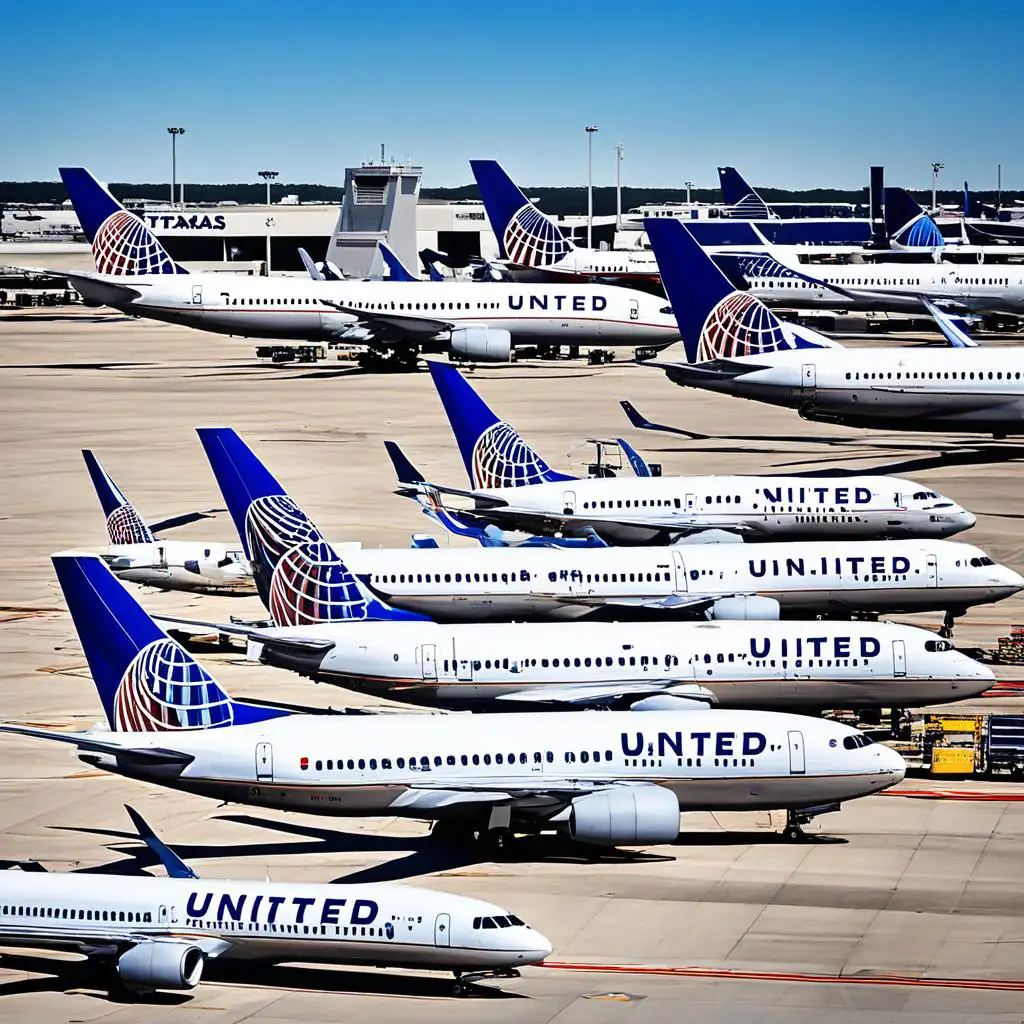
[748,263,1024,315]
[349,539,1022,621]
[464,473,975,544]
[105,539,252,594]
[74,273,679,348]
[49,710,907,819]
[0,873,549,981]
[662,347,1024,434]
[250,619,993,710]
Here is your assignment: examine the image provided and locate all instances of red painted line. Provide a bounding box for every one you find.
[880,789,1024,801]
[538,960,1024,992]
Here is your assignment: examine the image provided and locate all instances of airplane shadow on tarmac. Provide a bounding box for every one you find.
[0,950,522,1001]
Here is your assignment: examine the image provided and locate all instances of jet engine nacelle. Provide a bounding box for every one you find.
[568,784,680,846]
[672,529,745,545]
[116,940,204,991]
[450,326,512,362]
[709,595,781,620]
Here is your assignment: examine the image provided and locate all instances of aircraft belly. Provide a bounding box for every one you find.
[668,771,897,810]
[806,389,1024,431]
[387,593,560,621]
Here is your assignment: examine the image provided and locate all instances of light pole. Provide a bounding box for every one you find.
[585,125,599,249]
[685,180,694,206]
[258,170,279,274]
[931,162,944,214]
[615,143,623,230]
[167,128,185,208]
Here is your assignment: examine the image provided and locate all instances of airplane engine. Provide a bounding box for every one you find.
[568,784,680,846]
[709,595,781,620]
[116,940,204,991]
[450,326,512,362]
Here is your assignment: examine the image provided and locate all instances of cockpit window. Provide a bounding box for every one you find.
[842,734,875,749]
[925,639,953,652]
[508,914,525,926]
[481,917,498,929]
[912,491,940,500]
[969,556,995,567]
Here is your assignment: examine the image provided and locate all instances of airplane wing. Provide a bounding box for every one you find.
[12,266,146,305]
[491,680,716,707]
[299,247,325,281]
[0,723,194,767]
[319,299,453,338]
[557,593,717,613]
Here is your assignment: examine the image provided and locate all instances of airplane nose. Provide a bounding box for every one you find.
[527,931,553,963]
[959,510,977,529]
[879,744,907,782]
[999,567,1024,593]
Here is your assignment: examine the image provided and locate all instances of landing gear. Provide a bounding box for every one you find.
[782,803,841,841]
[486,826,515,858]
[452,967,521,996]
[939,609,957,640]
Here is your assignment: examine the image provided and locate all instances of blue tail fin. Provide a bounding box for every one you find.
[197,428,425,624]
[378,241,418,282]
[82,450,155,545]
[51,553,284,731]
[718,167,771,219]
[470,159,575,266]
[616,438,651,477]
[383,440,425,485]
[922,299,978,348]
[59,167,188,276]
[644,219,833,363]
[426,361,575,489]
[884,187,944,248]
[123,806,198,879]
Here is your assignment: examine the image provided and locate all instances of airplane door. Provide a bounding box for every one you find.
[255,741,273,782]
[892,639,907,677]
[629,298,639,321]
[158,905,169,924]
[422,644,437,680]
[685,493,696,510]
[562,490,576,515]
[672,549,688,592]
[926,553,938,586]
[787,730,806,775]
[191,284,203,305]
[455,647,474,681]
[801,363,816,389]
[434,913,451,947]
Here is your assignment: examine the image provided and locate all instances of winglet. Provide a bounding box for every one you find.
[124,805,198,879]
[383,440,425,485]
[299,247,325,281]
[619,401,709,440]
[616,437,651,477]
[922,299,979,348]
[378,241,418,282]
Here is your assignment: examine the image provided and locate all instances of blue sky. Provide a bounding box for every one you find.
[3,0,1022,191]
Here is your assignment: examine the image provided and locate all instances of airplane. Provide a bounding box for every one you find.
[387,360,975,544]
[2,553,909,847]
[378,240,445,282]
[716,245,1024,318]
[643,217,1024,438]
[182,436,994,709]
[81,449,252,594]
[199,427,1020,630]
[26,168,678,370]
[0,805,550,997]
[717,166,864,224]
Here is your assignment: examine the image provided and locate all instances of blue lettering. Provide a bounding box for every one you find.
[622,732,644,757]
[508,296,524,310]
[249,895,263,921]
[813,487,827,502]
[893,556,910,574]
[266,895,286,923]
[186,892,212,918]
[785,557,805,577]
[871,556,885,574]
[835,487,849,504]
[743,732,767,756]
[593,296,607,311]
[715,732,734,757]
[751,638,770,659]
[218,893,245,921]
[691,731,711,756]
[657,731,683,757]
[749,559,767,578]
[855,487,871,504]
[848,556,864,574]
[351,899,378,925]
[763,487,781,503]
[807,636,826,656]
[835,636,851,658]
[572,295,585,312]
[213,215,226,230]
[861,637,881,658]
[554,295,566,310]
[529,295,548,310]
[292,897,315,923]
[320,898,347,925]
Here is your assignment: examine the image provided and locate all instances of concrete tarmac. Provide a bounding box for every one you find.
[2,309,1024,1022]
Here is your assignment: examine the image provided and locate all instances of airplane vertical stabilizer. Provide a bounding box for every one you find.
[427,361,575,489]
[197,428,426,624]
[81,450,156,545]
[718,167,772,219]
[884,187,945,249]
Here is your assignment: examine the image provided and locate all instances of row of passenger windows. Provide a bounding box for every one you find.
[847,370,1023,381]
[301,749,615,771]
[374,570,530,585]
[227,297,503,311]
[438,654,682,672]
[185,917,387,938]
[582,498,681,509]
[2,905,152,923]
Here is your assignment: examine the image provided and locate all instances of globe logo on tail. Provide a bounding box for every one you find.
[696,292,788,362]
[114,639,233,731]
[471,421,551,489]
[245,495,372,625]
[92,210,179,275]
[503,205,573,268]
[106,505,153,545]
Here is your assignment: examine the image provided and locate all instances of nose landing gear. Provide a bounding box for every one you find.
[452,967,521,997]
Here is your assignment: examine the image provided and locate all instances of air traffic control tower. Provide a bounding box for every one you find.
[325,162,422,279]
